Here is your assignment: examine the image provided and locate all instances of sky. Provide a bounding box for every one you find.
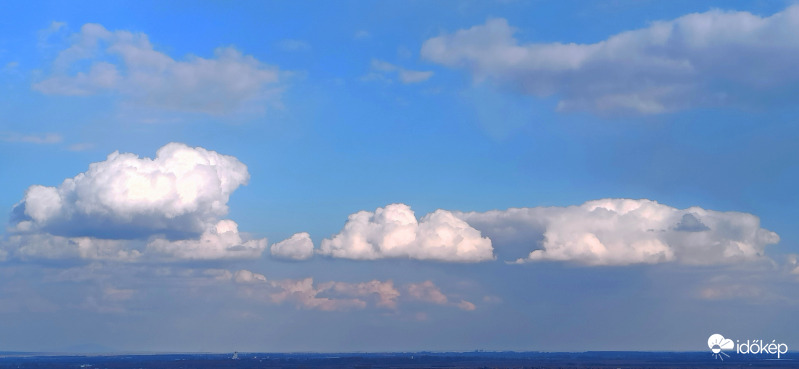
[1,0,799,353]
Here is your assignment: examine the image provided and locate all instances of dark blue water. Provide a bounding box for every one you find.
[0,351,796,368]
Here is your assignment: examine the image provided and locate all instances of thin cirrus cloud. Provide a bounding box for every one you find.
[456,198,779,266]
[4,142,266,261]
[421,5,799,115]
[0,132,62,144]
[318,203,495,262]
[33,23,283,115]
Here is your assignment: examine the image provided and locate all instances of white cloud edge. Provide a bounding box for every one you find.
[456,198,779,266]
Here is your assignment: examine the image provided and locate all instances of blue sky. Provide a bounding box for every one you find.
[1,0,799,353]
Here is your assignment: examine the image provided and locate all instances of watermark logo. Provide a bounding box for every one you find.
[708,333,788,361]
[708,334,734,360]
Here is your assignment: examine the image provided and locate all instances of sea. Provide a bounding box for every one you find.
[0,351,797,368]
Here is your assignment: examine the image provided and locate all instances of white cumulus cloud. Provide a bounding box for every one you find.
[421,6,799,114]
[5,142,265,261]
[457,199,779,266]
[270,232,314,260]
[319,203,494,262]
[12,142,248,238]
[34,23,283,114]
[147,220,267,260]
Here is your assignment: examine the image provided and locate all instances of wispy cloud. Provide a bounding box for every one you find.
[0,132,62,144]
[34,23,285,115]
[422,6,799,114]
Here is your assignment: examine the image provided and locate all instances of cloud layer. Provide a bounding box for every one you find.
[422,6,799,114]
[319,204,494,262]
[6,143,265,261]
[34,23,283,114]
[457,199,779,266]
[229,271,473,312]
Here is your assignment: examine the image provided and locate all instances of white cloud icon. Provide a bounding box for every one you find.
[708,333,734,357]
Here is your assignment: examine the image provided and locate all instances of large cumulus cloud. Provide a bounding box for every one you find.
[421,6,799,114]
[5,143,265,261]
[318,203,494,262]
[457,199,779,266]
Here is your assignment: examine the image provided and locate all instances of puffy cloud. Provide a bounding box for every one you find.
[457,199,779,266]
[319,203,494,262]
[270,232,314,260]
[421,6,799,114]
[365,59,433,84]
[5,142,265,261]
[146,220,267,260]
[457,300,476,311]
[12,142,248,239]
[233,269,267,284]
[34,23,283,114]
